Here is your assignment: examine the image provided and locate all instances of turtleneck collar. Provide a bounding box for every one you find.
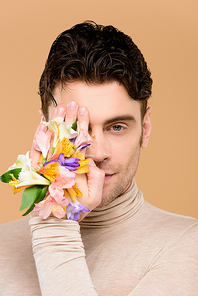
[80,178,145,228]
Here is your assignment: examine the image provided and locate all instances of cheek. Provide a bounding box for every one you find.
[109,138,135,163]
[110,132,141,155]
[115,139,141,170]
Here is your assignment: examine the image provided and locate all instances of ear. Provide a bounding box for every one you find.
[141,107,152,148]
[38,108,46,122]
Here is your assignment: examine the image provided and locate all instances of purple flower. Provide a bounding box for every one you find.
[69,136,77,144]
[66,201,90,221]
[58,154,80,171]
[43,159,59,166]
[78,144,90,150]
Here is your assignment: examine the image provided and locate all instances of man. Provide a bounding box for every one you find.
[0,21,198,295]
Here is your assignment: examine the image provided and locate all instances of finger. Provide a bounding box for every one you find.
[53,106,66,120]
[78,106,89,132]
[85,159,105,209]
[75,159,104,210]
[65,101,78,125]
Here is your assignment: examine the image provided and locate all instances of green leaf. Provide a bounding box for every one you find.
[22,203,35,216]
[20,185,43,211]
[22,186,48,216]
[35,186,48,203]
[71,121,77,131]
[0,168,22,183]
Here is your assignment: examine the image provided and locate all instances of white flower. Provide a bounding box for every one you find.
[16,159,50,187]
[44,117,78,144]
[8,151,30,170]
[59,122,78,140]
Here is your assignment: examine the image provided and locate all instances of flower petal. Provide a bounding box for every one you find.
[66,200,89,220]
[8,151,30,170]
[59,122,78,140]
[33,130,51,158]
[16,159,50,187]
[52,204,66,218]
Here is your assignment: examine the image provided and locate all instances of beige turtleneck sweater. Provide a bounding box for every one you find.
[0,179,198,295]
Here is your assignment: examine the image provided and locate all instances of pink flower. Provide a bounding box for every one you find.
[33,129,52,159]
[33,194,67,219]
[49,166,76,198]
[74,123,93,149]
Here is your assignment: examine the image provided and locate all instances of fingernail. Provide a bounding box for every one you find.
[67,101,77,110]
[79,107,86,115]
[56,107,65,116]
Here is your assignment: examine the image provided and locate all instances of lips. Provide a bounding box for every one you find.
[104,173,114,182]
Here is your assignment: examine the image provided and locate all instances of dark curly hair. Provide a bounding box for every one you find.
[39,21,152,120]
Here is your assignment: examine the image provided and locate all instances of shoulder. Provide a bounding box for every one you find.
[136,201,198,255]
[143,201,198,233]
[139,203,198,286]
[142,202,198,257]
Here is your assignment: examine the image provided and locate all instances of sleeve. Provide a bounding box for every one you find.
[29,216,98,296]
[30,217,198,296]
[128,222,198,296]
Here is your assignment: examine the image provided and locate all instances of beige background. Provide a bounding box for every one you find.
[0,0,197,224]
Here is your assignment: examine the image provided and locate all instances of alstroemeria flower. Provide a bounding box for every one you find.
[1,114,92,220]
[75,159,90,174]
[66,200,90,221]
[8,151,30,170]
[8,174,30,194]
[49,165,76,197]
[44,119,60,148]
[74,128,93,150]
[65,183,82,202]
[59,122,78,140]
[61,137,74,157]
[16,159,50,187]
[39,162,60,182]
[33,194,67,219]
[33,130,52,159]
[58,153,80,171]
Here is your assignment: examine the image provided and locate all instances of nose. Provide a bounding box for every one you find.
[86,131,110,163]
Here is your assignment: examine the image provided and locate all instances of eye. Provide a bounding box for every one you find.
[107,124,126,133]
[112,125,123,131]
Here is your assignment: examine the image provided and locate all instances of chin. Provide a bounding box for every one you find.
[96,191,118,208]
[97,175,134,208]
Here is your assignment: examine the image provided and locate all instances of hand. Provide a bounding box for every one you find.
[30,102,105,221]
[64,101,105,220]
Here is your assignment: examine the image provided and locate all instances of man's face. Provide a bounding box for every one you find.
[48,81,151,207]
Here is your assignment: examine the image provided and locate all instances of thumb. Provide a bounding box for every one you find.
[86,159,105,209]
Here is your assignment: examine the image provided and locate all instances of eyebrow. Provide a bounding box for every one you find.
[103,114,136,126]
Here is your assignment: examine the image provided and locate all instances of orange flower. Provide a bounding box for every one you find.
[8,174,30,194]
[39,162,60,182]
[61,137,74,157]
[72,149,85,160]
[65,183,82,201]
[75,159,90,174]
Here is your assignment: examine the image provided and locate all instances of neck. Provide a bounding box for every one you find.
[80,178,145,228]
